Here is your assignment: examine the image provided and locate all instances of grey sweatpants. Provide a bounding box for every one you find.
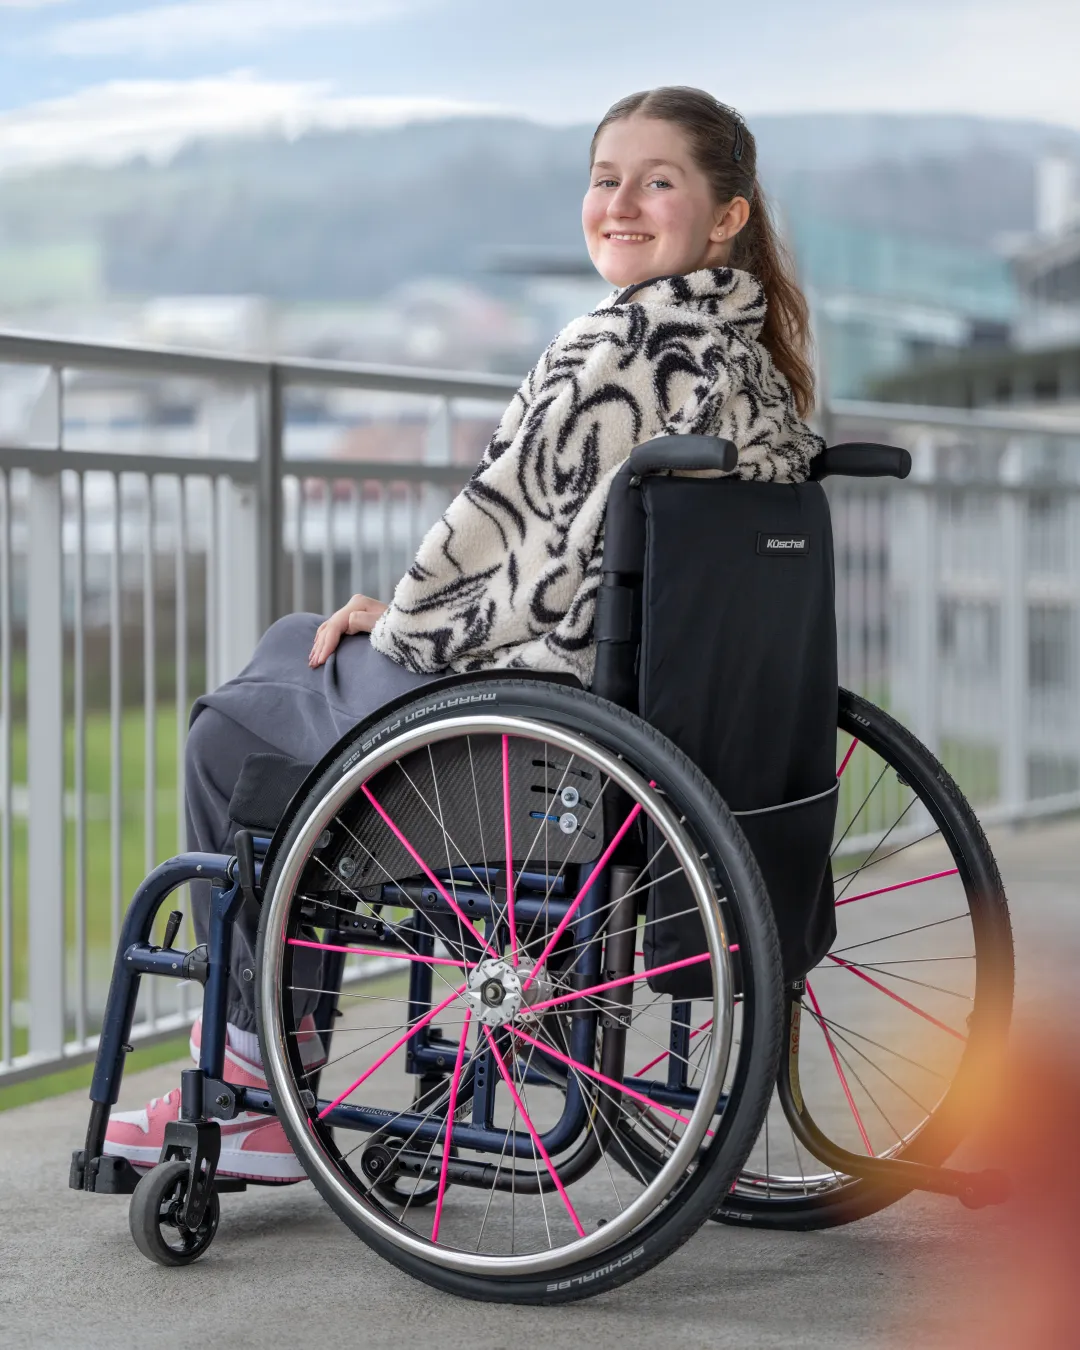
[185,612,437,1030]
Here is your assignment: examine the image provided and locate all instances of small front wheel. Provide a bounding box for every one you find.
[129,1160,220,1266]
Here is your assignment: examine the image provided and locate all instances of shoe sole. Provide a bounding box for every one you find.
[102,1139,308,1183]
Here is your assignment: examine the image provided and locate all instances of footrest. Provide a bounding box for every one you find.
[70,1148,250,1195]
[70,1150,143,1195]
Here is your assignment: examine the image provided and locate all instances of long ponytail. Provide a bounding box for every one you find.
[590,87,817,418]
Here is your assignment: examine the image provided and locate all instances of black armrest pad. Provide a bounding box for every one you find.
[629,434,738,476]
[810,443,912,481]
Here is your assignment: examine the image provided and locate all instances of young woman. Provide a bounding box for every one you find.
[105,86,824,1181]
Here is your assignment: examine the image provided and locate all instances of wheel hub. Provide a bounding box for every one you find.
[464,956,555,1027]
[465,958,524,1026]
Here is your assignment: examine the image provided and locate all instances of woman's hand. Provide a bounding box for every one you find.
[309,594,388,668]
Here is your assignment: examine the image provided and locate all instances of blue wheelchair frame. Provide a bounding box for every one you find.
[73,820,710,1203]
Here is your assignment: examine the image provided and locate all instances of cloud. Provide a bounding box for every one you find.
[0,72,503,175]
[45,0,425,57]
[0,0,71,8]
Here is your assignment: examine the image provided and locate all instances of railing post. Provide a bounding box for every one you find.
[999,444,1027,817]
[27,469,65,1060]
[257,365,286,629]
[220,478,262,682]
[423,396,453,525]
[905,434,938,754]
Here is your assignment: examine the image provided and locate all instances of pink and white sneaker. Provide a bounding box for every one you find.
[103,1017,326,1184]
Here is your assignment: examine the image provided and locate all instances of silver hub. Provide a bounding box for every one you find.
[465,958,523,1026]
[464,957,555,1027]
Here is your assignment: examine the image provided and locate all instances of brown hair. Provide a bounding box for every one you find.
[590,86,816,417]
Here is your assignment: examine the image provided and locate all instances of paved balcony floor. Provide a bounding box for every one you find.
[3,817,1077,1350]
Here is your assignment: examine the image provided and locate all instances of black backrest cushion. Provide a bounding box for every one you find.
[637,477,839,984]
[639,477,837,807]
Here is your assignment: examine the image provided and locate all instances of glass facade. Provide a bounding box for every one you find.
[782,212,1019,398]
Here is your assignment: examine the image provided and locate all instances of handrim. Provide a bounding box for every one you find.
[260,709,737,1278]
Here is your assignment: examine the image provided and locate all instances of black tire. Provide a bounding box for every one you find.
[714,688,1014,1231]
[129,1161,220,1267]
[257,677,785,1303]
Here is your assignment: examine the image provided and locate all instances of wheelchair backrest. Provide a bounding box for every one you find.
[593,449,841,981]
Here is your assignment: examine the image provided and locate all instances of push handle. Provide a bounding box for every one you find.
[628,434,738,477]
[810,443,912,481]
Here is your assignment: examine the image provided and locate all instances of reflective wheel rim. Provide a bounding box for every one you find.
[261,713,740,1276]
[729,708,1005,1201]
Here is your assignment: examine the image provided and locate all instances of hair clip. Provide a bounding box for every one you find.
[732,116,744,163]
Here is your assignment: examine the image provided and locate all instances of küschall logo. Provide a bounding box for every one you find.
[757,532,809,557]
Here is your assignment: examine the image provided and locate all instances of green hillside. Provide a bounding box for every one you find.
[0,111,1072,306]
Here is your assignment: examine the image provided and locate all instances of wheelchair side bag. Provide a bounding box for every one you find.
[635,476,839,990]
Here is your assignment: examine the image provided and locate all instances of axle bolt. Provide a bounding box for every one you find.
[481,979,506,1007]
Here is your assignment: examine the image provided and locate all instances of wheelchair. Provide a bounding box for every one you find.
[70,435,1014,1303]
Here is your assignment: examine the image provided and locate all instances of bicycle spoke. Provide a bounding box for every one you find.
[835,867,959,908]
[482,1027,585,1238]
[318,982,467,1119]
[836,737,859,778]
[360,782,496,959]
[825,954,966,1041]
[501,735,519,965]
[830,913,970,956]
[805,981,873,1154]
[431,1010,472,1242]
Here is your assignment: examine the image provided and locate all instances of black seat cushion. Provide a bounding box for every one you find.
[228,752,315,833]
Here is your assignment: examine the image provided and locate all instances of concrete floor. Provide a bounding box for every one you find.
[2,816,1077,1350]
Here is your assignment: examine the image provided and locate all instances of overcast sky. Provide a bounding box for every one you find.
[1,0,1078,172]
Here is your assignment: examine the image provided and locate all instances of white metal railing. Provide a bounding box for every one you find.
[0,333,515,1085]
[1,333,1079,1084]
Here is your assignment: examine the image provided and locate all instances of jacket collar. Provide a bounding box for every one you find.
[602,266,767,339]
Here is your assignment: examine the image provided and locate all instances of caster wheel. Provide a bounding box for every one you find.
[129,1161,220,1266]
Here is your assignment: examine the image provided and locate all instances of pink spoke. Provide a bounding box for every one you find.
[835,867,959,908]
[431,1008,472,1243]
[836,737,859,778]
[825,953,965,1041]
[501,735,519,966]
[525,951,711,1017]
[481,1027,585,1237]
[521,793,647,992]
[317,981,467,1120]
[361,782,495,959]
[509,1025,691,1125]
[805,980,873,1154]
[289,938,465,967]
[633,1018,713,1077]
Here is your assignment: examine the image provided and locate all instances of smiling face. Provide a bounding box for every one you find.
[583,114,749,287]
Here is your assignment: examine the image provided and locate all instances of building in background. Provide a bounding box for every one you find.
[872,150,1080,410]
[785,213,1017,401]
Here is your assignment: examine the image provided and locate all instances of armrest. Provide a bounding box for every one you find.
[809,443,912,481]
[628,434,738,477]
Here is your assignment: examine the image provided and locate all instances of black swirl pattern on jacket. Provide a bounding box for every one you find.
[370,267,823,682]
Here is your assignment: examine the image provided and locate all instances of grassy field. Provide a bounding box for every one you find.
[0,1034,191,1112]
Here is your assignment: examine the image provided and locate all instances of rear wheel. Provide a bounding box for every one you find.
[257,678,784,1302]
[715,688,1014,1229]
